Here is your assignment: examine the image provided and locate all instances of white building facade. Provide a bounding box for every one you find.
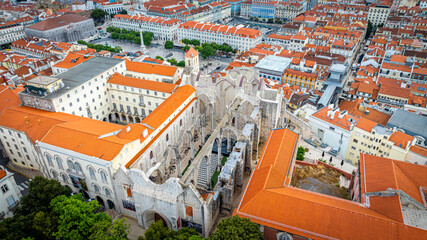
[0,168,22,219]
[178,21,262,52]
[0,22,25,46]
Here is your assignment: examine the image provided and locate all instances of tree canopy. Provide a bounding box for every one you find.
[164,40,174,50]
[209,216,263,240]
[201,45,215,59]
[0,177,129,240]
[91,9,108,22]
[139,220,199,240]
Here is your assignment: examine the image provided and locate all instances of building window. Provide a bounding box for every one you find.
[67,160,75,171]
[166,134,169,142]
[51,170,58,180]
[94,184,100,193]
[100,171,108,183]
[105,188,111,197]
[46,154,53,167]
[75,163,82,174]
[61,173,68,183]
[1,184,9,193]
[150,151,154,159]
[6,196,15,207]
[89,167,96,180]
[55,156,63,170]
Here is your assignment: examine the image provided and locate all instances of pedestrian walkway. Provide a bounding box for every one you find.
[299,141,357,174]
[8,163,42,179]
[17,179,31,191]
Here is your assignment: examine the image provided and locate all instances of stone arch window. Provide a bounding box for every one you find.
[67,160,75,171]
[166,134,169,142]
[46,153,53,167]
[51,170,58,180]
[150,151,154,160]
[94,184,100,194]
[105,188,111,197]
[75,162,82,174]
[61,173,68,183]
[55,156,63,170]
[180,119,183,127]
[88,167,96,180]
[100,171,108,184]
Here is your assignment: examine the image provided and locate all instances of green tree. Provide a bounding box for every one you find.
[0,176,71,240]
[210,216,263,240]
[164,40,174,50]
[195,46,203,52]
[176,61,185,67]
[183,45,190,52]
[142,32,153,46]
[296,146,305,161]
[51,194,129,240]
[255,17,259,22]
[275,19,282,24]
[181,38,191,45]
[115,46,123,53]
[167,58,178,65]
[106,26,115,33]
[120,9,128,14]
[119,33,127,41]
[139,221,199,240]
[77,40,87,45]
[201,45,215,59]
[249,16,254,20]
[111,32,119,39]
[126,33,135,42]
[122,29,128,34]
[91,9,108,22]
[134,37,141,45]
[366,21,373,39]
[114,27,121,33]
[155,56,164,60]
[268,18,273,23]
[191,39,200,46]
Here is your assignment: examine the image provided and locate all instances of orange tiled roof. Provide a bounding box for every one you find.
[107,73,176,93]
[235,130,427,240]
[378,77,410,99]
[126,60,177,77]
[409,145,427,158]
[0,169,6,180]
[312,106,359,131]
[355,117,377,132]
[0,86,22,114]
[185,47,199,58]
[360,154,427,205]
[388,131,414,149]
[53,53,94,69]
[338,100,391,126]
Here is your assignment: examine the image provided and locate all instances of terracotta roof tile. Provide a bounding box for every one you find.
[126,60,177,77]
[107,73,176,93]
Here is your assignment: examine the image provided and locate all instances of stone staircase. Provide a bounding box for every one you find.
[197,154,218,188]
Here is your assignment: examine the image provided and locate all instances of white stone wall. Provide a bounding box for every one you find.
[0,128,41,169]
[0,169,22,218]
[37,142,119,209]
[125,70,177,84]
[308,115,351,159]
[108,82,171,118]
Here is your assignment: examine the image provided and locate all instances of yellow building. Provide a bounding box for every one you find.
[283,69,318,89]
[346,117,414,164]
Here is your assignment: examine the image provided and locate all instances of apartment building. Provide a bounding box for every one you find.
[275,2,305,20]
[107,73,177,123]
[113,15,181,41]
[346,117,414,164]
[0,168,22,219]
[19,57,126,121]
[283,68,318,89]
[97,1,123,15]
[367,3,391,26]
[309,106,359,159]
[178,21,262,51]
[0,21,25,46]
[125,61,181,84]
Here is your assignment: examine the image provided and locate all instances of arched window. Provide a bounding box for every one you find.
[61,173,68,183]
[55,156,63,170]
[89,167,96,180]
[100,171,107,183]
[51,170,58,180]
[46,154,53,167]
[67,160,75,171]
[166,134,169,142]
[94,184,100,193]
[105,188,111,197]
[150,151,154,160]
[180,119,182,126]
[75,162,82,174]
